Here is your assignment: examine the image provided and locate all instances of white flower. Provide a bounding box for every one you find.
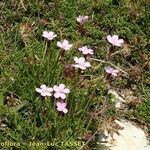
[107,35,124,47]
[36,84,53,97]
[53,84,70,100]
[56,102,68,113]
[72,57,91,70]
[42,31,57,40]
[76,15,89,24]
[57,39,72,51]
[78,46,94,55]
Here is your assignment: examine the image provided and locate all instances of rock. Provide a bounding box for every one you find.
[101,120,150,150]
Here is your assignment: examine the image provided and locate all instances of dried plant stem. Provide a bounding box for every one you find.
[111,49,125,56]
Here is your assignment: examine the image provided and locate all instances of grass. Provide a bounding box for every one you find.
[0,0,149,149]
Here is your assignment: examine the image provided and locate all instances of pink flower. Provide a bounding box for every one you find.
[36,84,53,97]
[42,31,57,40]
[53,84,70,99]
[56,102,68,113]
[72,57,91,70]
[104,66,119,76]
[77,15,89,24]
[57,39,72,51]
[78,46,94,55]
[107,35,124,47]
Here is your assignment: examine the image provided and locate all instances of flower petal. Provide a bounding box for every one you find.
[63,108,68,113]
[46,92,52,96]
[63,88,70,94]
[65,44,72,50]
[118,39,124,44]
[53,85,60,92]
[79,57,85,63]
[115,42,122,47]
[59,84,65,90]
[57,41,63,48]
[40,84,47,90]
[57,103,64,111]
[54,92,61,98]
[63,39,69,46]
[112,35,119,40]
[84,62,91,67]
[35,88,42,93]
[106,35,112,43]
[56,102,61,108]
[113,69,119,73]
[47,87,53,92]
[79,65,86,70]
[112,72,118,76]
[60,93,66,99]
[61,102,67,108]
[104,66,113,73]
[74,57,79,62]
[41,92,47,97]
[72,64,80,68]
